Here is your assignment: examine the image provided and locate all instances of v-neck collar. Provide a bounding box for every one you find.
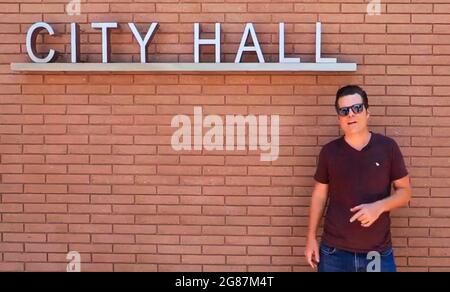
[342,131,374,153]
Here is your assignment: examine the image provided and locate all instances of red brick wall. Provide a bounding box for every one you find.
[0,0,449,272]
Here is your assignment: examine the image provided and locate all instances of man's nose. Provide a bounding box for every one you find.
[348,110,356,118]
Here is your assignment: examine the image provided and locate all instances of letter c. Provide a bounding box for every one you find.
[26,22,57,63]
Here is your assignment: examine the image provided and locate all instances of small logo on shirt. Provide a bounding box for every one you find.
[375,162,381,167]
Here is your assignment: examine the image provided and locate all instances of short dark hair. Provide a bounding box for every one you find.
[335,85,369,111]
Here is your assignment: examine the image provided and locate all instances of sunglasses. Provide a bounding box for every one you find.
[337,103,365,117]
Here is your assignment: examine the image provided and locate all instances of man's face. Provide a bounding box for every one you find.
[337,94,370,135]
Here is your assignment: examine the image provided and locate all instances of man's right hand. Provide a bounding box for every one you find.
[304,236,320,270]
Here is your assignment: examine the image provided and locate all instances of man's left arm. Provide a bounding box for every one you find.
[350,175,412,228]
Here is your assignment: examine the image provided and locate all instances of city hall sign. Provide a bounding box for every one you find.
[11,22,357,72]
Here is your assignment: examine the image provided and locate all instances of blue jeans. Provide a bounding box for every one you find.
[318,244,397,272]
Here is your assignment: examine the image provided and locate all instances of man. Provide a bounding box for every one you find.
[304,85,412,272]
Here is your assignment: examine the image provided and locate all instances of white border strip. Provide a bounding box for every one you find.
[11,63,357,72]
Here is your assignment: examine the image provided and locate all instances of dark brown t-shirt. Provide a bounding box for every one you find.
[314,132,408,253]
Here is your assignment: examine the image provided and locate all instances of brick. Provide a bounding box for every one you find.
[111,4,155,13]
[0,243,23,253]
[21,4,65,13]
[0,222,23,232]
[388,4,432,13]
[0,263,24,272]
[182,255,225,265]
[47,214,89,224]
[248,246,291,256]
[114,264,157,272]
[156,3,200,13]
[388,66,432,75]
[3,233,46,243]
[24,204,67,213]
[158,264,202,272]
[227,256,270,265]
[47,234,90,243]
[25,224,67,233]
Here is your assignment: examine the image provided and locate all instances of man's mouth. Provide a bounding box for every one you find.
[347,121,357,125]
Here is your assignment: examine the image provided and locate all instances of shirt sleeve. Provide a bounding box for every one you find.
[390,139,408,182]
[314,147,329,184]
